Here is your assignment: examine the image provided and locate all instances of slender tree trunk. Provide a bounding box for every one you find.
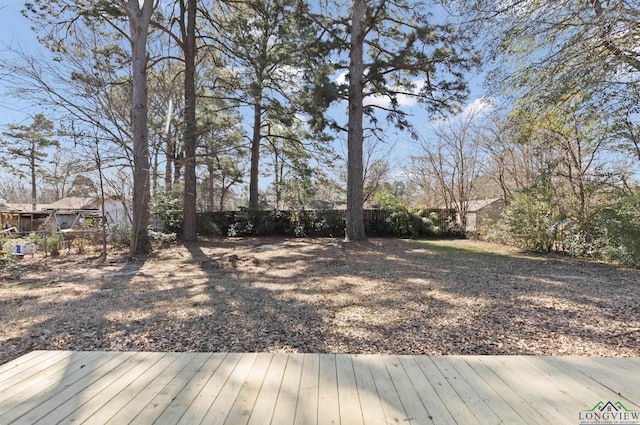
[219,180,228,212]
[94,140,108,262]
[207,163,215,211]
[30,148,37,211]
[249,97,263,210]
[152,144,159,196]
[164,134,173,191]
[274,151,280,210]
[126,0,154,256]
[182,0,198,242]
[346,0,366,241]
[174,151,183,183]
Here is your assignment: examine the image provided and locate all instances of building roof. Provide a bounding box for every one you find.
[2,203,50,212]
[1,197,98,213]
[466,198,503,212]
[44,197,97,210]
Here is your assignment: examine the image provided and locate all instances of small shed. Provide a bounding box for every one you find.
[42,197,99,230]
[0,204,51,233]
[464,198,506,232]
[0,196,132,235]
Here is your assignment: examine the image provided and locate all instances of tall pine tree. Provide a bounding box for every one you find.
[1,113,58,211]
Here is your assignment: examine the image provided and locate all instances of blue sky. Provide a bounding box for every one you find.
[0,1,488,184]
[0,1,42,126]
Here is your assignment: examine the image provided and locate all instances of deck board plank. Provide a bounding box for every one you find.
[201,352,258,425]
[104,352,192,425]
[607,357,640,375]
[77,352,179,424]
[151,353,226,425]
[224,353,273,425]
[396,356,456,424]
[413,356,482,425]
[366,354,409,424]
[293,353,320,425]
[271,354,304,425]
[176,352,243,425]
[317,354,340,425]
[246,353,288,425]
[431,356,501,424]
[443,356,527,425]
[0,351,75,391]
[336,355,363,425]
[0,351,108,422]
[0,351,638,425]
[0,351,50,381]
[18,352,141,425]
[381,355,434,425]
[128,353,213,425]
[30,352,156,425]
[476,356,576,424]
[351,355,387,425]
[523,357,631,412]
[561,357,640,404]
[462,357,553,425]
[0,351,93,406]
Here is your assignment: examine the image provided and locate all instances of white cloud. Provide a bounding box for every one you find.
[459,97,494,119]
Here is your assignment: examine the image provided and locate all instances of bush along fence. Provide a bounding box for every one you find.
[196,208,460,238]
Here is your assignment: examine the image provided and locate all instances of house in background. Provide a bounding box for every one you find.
[99,196,132,227]
[464,198,506,232]
[0,196,132,234]
[42,197,99,230]
[0,203,51,233]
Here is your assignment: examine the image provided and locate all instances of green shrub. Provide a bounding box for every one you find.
[148,229,178,248]
[26,233,63,256]
[559,226,606,259]
[151,190,184,234]
[227,208,256,237]
[110,224,131,246]
[378,201,441,239]
[196,214,222,236]
[596,191,640,267]
[2,254,25,279]
[479,218,511,244]
[0,236,20,277]
[503,191,561,252]
[204,207,451,240]
[42,234,63,256]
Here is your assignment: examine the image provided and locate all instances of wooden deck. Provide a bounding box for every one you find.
[0,351,639,424]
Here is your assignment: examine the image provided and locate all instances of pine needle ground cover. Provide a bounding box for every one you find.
[1,238,638,365]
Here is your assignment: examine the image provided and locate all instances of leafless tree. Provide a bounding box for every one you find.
[409,106,488,230]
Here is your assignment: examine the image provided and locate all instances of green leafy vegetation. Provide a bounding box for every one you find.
[498,189,640,267]
[596,191,640,267]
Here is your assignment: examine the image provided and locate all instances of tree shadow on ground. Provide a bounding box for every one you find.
[1,236,638,364]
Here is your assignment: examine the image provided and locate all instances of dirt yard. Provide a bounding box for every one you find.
[1,237,639,365]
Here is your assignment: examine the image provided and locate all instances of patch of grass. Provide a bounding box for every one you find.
[410,240,498,256]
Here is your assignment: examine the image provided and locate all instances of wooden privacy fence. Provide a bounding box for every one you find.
[196,209,457,238]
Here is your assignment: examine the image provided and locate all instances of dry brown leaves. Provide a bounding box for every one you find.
[1,237,639,365]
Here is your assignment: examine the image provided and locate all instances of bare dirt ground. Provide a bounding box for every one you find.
[1,237,639,365]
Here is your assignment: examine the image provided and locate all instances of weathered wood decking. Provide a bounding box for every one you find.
[0,351,638,424]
